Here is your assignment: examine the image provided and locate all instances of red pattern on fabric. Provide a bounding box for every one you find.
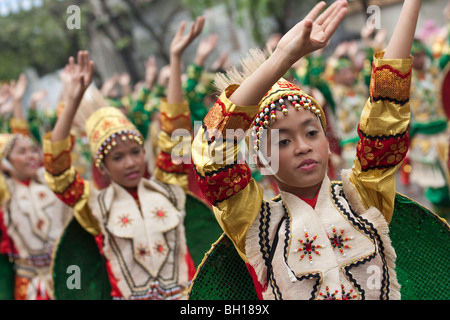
[203,98,254,141]
[356,125,409,171]
[196,164,251,205]
[0,209,18,255]
[155,151,191,174]
[94,233,123,298]
[55,172,85,207]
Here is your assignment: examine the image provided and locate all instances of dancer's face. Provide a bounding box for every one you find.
[102,138,146,190]
[258,104,330,199]
[7,137,41,180]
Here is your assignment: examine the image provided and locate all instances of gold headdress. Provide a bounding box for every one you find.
[0,133,35,159]
[75,85,144,167]
[214,48,326,151]
[0,133,14,159]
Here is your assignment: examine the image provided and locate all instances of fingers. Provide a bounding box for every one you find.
[315,0,342,25]
[324,2,348,39]
[300,19,313,44]
[322,0,348,31]
[304,1,327,22]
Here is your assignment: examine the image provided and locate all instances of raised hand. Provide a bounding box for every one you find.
[276,0,348,65]
[170,16,205,58]
[65,50,94,107]
[194,34,218,66]
[51,50,94,142]
[10,73,28,102]
[144,55,158,90]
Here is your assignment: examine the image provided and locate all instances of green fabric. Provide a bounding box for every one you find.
[183,63,211,124]
[128,87,154,139]
[52,217,112,300]
[425,185,450,208]
[188,193,450,300]
[188,234,258,300]
[410,119,448,137]
[184,194,223,267]
[0,225,14,300]
[390,194,450,300]
[296,55,336,114]
[0,254,14,300]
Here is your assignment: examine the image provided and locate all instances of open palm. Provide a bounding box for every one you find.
[170,16,205,57]
[277,1,348,63]
[66,50,94,105]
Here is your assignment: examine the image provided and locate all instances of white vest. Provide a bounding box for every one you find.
[90,177,189,300]
[245,173,400,300]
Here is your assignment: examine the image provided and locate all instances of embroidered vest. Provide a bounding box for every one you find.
[90,177,189,300]
[4,170,72,266]
[245,175,400,300]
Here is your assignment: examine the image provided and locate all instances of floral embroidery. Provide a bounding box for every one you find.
[318,285,358,300]
[203,98,254,142]
[328,225,353,256]
[135,244,150,260]
[156,151,190,175]
[341,285,358,300]
[318,286,338,300]
[153,241,167,256]
[152,208,167,221]
[118,214,132,227]
[55,172,84,207]
[296,229,325,263]
[356,126,409,171]
[195,164,251,205]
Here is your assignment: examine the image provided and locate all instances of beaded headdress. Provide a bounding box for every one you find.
[76,86,144,167]
[0,133,14,159]
[215,48,326,151]
[0,133,35,159]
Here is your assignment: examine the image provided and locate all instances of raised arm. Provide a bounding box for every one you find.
[348,0,421,223]
[51,51,94,142]
[384,0,422,59]
[167,16,205,104]
[153,17,204,190]
[229,0,348,107]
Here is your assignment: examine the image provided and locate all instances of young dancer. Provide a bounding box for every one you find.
[0,74,72,300]
[192,0,419,299]
[43,17,205,300]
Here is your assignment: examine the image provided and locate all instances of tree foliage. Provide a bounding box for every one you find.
[0,0,87,80]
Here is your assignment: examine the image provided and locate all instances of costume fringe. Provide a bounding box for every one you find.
[341,169,401,300]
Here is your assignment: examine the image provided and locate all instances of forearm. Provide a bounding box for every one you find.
[51,97,79,142]
[154,99,191,190]
[167,54,184,104]
[384,0,421,59]
[12,98,25,121]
